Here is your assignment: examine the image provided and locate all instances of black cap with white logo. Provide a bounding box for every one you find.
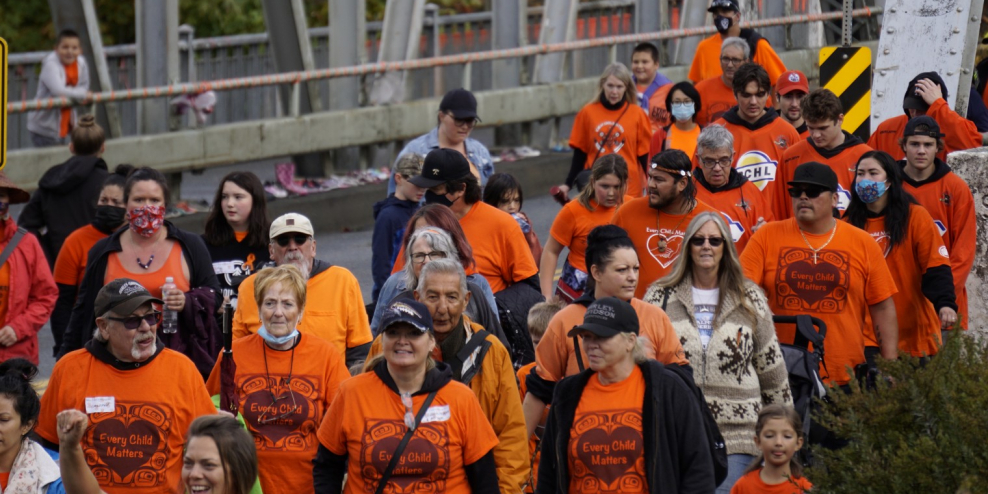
[568,297,640,337]
[408,148,473,189]
[95,278,164,317]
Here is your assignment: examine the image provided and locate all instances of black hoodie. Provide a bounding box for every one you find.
[695,166,749,193]
[19,155,108,267]
[720,105,784,131]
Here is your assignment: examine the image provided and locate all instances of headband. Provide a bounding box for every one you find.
[650,164,692,178]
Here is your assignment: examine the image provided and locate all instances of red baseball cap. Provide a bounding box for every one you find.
[776,70,809,96]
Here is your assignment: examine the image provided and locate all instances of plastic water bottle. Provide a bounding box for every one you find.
[161,277,179,334]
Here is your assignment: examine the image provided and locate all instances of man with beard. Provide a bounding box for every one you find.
[232,212,372,368]
[612,149,718,298]
[36,279,215,494]
[688,0,785,85]
[776,70,809,140]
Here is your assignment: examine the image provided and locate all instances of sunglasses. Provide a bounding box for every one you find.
[106,312,161,330]
[274,234,311,247]
[788,187,828,199]
[689,236,725,247]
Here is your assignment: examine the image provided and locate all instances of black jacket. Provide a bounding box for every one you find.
[536,360,716,494]
[57,221,221,357]
[19,155,108,267]
[371,194,418,302]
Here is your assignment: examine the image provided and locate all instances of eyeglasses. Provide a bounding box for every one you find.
[411,251,448,264]
[106,312,161,330]
[720,57,746,66]
[699,157,732,169]
[689,236,725,247]
[788,187,828,198]
[274,234,310,247]
[401,392,417,430]
[257,390,298,425]
[447,113,477,129]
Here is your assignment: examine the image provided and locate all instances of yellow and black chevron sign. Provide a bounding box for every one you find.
[819,46,871,142]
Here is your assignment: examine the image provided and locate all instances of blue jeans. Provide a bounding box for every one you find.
[717,453,756,494]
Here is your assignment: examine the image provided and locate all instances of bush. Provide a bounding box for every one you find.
[809,332,988,493]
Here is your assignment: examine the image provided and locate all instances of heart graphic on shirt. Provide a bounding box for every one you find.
[92,418,161,479]
[241,389,310,444]
[646,232,682,268]
[368,434,442,489]
[574,426,643,485]
[784,260,842,306]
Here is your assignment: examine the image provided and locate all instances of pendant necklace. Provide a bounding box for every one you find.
[132,235,159,270]
[798,219,838,264]
[656,207,690,253]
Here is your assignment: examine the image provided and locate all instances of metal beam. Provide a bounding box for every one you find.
[759,0,786,49]
[533,0,578,84]
[136,0,179,136]
[788,0,825,50]
[370,0,426,105]
[672,0,708,66]
[328,0,367,172]
[493,0,526,146]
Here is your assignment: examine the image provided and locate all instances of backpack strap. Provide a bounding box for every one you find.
[458,330,493,386]
[375,389,439,494]
[0,228,26,268]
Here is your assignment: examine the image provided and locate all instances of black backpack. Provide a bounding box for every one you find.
[773,315,828,465]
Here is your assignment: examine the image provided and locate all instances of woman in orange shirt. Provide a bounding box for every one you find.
[540,154,629,302]
[649,82,704,161]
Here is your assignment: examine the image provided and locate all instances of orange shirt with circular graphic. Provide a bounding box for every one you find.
[550,199,623,273]
[570,101,652,197]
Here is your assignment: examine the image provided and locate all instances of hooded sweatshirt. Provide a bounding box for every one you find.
[714,107,801,194]
[18,155,108,267]
[773,130,872,219]
[694,168,774,254]
[371,194,419,302]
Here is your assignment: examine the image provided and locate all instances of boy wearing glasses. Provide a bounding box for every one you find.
[741,162,899,388]
[688,0,786,85]
[695,37,747,126]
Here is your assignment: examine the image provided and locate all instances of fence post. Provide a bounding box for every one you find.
[136,0,179,136]
[329,0,368,173]
[426,3,442,97]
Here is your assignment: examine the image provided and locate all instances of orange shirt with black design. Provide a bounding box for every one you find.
[730,469,812,494]
[903,164,975,330]
[867,99,982,161]
[206,333,350,494]
[53,224,108,287]
[517,362,548,494]
[317,371,499,494]
[714,110,800,195]
[772,135,871,220]
[550,199,623,273]
[569,101,652,197]
[695,76,736,126]
[36,349,216,494]
[740,219,897,385]
[689,33,786,84]
[694,172,774,254]
[850,204,950,356]
[535,298,687,383]
[611,196,719,299]
[567,365,648,494]
[636,83,672,134]
[104,242,191,298]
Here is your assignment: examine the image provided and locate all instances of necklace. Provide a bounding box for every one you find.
[656,206,691,253]
[262,336,297,386]
[130,233,161,270]
[136,255,154,270]
[798,220,838,264]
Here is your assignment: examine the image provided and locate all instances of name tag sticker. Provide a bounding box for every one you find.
[85,396,115,414]
[421,405,450,423]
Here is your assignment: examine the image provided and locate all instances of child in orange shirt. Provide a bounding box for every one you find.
[483,173,542,265]
[731,405,812,494]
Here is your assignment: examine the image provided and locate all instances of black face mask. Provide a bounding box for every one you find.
[424,190,456,208]
[92,205,127,234]
[714,15,733,34]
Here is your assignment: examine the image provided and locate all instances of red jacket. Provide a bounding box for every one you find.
[1,218,57,364]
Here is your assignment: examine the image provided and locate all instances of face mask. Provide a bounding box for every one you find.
[257,325,300,346]
[92,205,127,234]
[425,190,455,208]
[671,103,695,122]
[128,205,166,238]
[855,179,889,204]
[714,15,733,34]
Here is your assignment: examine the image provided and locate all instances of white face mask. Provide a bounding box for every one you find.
[671,103,695,122]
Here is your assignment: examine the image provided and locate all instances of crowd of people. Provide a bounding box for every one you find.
[4,1,984,492]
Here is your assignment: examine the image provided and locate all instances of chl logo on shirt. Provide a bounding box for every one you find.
[735,151,777,191]
[933,220,947,236]
[720,212,745,243]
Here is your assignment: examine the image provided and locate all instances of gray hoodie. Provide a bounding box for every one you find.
[27,51,90,139]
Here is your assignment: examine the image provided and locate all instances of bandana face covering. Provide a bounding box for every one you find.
[128,205,165,238]
[855,180,889,204]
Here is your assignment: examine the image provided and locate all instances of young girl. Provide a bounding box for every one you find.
[731,405,812,493]
[483,172,542,264]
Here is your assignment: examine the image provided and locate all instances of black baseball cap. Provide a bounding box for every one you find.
[409,148,473,188]
[568,297,639,338]
[379,299,433,333]
[902,115,945,139]
[439,88,480,121]
[788,162,838,193]
[708,0,740,12]
[95,279,164,317]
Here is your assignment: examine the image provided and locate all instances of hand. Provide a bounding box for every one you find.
[82,91,94,104]
[751,217,767,233]
[557,184,570,195]
[162,288,185,312]
[0,326,17,347]
[939,307,958,329]
[915,78,943,106]
[56,409,89,445]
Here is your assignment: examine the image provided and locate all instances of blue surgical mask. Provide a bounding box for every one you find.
[671,103,695,122]
[855,179,889,204]
[258,325,300,346]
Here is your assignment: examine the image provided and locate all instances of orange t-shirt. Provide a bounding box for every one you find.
[534,298,687,383]
[611,197,719,299]
[104,242,191,298]
[567,366,648,494]
[730,469,812,494]
[695,76,736,126]
[903,167,976,330]
[650,125,702,161]
[205,334,350,494]
[517,362,547,494]
[53,224,108,287]
[60,61,79,138]
[714,112,801,195]
[851,205,950,356]
[740,219,897,385]
[550,199,622,272]
[36,348,216,494]
[317,370,500,494]
[569,101,652,197]
[772,136,872,220]
[867,100,982,161]
[637,82,673,134]
[688,33,787,84]
[694,173,775,254]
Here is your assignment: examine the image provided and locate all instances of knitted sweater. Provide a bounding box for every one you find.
[643,274,792,456]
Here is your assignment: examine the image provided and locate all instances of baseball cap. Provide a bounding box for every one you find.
[95,279,164,317]
[439,88,480,121]
[776,70,809,96]
[902,115,945,139]
[408,148,473,189]
[269,213,314,239]
[568,297,640,338]
[788,162,838,192]
[708,0,740,12]
[379,299,433,333]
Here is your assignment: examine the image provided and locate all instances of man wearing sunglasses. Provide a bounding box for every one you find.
[741,162,899,389]
[36,278,216,494]
[233,213,372,370]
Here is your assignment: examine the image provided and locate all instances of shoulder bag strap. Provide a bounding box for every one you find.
[572,335,585,372]
[0,228,26,267]
[589,102,632,165]
[375,390,439,494]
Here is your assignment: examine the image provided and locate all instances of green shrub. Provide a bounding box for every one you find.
[809,332,988,493]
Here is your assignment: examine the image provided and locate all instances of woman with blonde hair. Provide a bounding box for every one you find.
[644,212,791,493]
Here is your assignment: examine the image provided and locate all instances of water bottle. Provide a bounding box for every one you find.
[161,277,179,334]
